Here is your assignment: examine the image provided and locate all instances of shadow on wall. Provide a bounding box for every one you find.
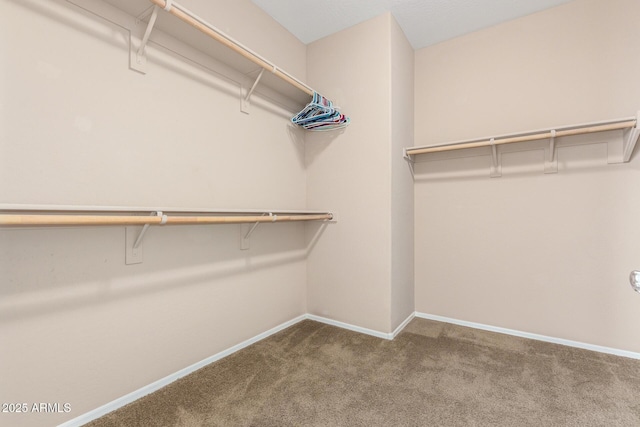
[6,0,131,55]
[286,123,307,168]
[0,222,329,323]
[302,125,347,167]
[149,44,304,119]
[10,0,302,121]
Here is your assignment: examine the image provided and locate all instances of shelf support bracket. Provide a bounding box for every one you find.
[135,5,156,24]
[240,69,265,114]
[240,212,272,250]
[126,211,166,265]
[489,139,502,178]
[403,148,415,177]
[544,129,558,174]
[133,223,151,250]
[134,211,166,249]
[623,114,640,162]
[130,5,160,74]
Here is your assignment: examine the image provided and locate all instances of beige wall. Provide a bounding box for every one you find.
[389,17,415,330]
[305,13,414,334]
[5,0,640,425]
[414,0,640,352]
[305,14,393,333]
[0,1,309,426]
[415,0,640,144]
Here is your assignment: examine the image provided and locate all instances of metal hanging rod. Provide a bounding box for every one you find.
[405,116,638,157]
[147,0,314,97]
[0,209,333,227]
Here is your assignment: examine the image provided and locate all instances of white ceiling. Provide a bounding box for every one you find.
[251,0,574,50]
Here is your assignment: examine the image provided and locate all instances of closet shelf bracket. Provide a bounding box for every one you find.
[544,130,558,174]
[240,69,265,114]
[403,148,415,177]
[133,223,151,249]
[126,211,166,264]
[402,147,413,162]
[622,113,640,162]
[130,5,160,74]
[135,211,167,247]
[490,139,502,178]
[240,212,273,250]
[135,5,156,24]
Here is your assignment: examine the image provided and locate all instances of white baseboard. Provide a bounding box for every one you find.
[58,315,307,427]
[305,314,393,340]
[306,312,415,340]
[415,312,640,360]
[58,312,521,426]
[59,310,640,427]
[392,312,415,338]
[59,312,414,426]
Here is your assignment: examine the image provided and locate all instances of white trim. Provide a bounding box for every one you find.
[415,312,640,360]
[304,311,415,340]
[59,313,411,426]
[391,312,415,338]
[305,314,393,340]
[57,315,306,427]
[59,310,640,427]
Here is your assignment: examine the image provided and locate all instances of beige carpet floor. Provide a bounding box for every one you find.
[87,318,640,426]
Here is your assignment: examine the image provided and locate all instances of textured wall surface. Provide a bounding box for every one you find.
[414,0,640,353]
[0,1,309,425]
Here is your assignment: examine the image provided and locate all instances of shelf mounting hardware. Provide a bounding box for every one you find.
[240,212,273,250]
[403,147,415,177]
[126,211,166,265]
[489,138,501,178]
[544,129,558,174]
[622,112,640,162]
[241,69,266,114]
[130,5,160,73]
[134,211,166,249]
[135,5,156,24]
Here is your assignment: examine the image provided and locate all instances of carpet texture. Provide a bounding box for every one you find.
[87,319,640,426]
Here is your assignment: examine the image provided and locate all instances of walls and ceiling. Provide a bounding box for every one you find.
[251,0,574,48]
[1,0,638,426]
